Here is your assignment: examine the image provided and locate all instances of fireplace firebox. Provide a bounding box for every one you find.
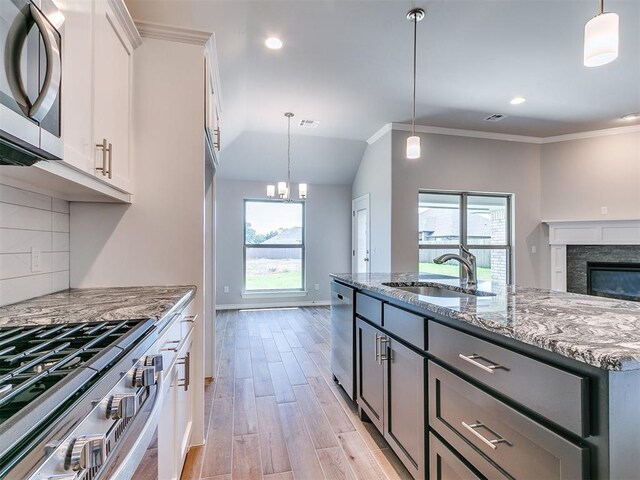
[587,262,640,302]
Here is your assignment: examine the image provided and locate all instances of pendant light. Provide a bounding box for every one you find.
[584,0,619,67]
[266,112,308,201]
[406,8,424,159]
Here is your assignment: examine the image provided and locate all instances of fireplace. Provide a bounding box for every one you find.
[587,262,640,301]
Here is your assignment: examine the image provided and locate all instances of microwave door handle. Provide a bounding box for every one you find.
[4,4,32,117]
[28,4,61,122]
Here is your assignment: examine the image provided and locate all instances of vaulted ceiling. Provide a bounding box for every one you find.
[126,0,640,183]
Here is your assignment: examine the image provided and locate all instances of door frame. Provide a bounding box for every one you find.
[352,193,371,274]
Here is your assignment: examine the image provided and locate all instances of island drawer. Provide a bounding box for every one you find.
[383,304,426,349]
[428,321,589,437]
[356,293,382,325]
[429,361,588,480]
[429,432,508,480]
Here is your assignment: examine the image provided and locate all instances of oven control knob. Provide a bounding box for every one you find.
[144,354,164,373]
[106,393,137,420]
[133,366,156,387]
[67,434,106,471]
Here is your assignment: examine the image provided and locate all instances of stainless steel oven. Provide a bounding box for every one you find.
[0,0,63,165]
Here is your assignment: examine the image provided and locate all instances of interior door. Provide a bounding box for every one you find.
[352,194,370,274]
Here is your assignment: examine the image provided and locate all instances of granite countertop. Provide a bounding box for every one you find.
[0,286,196,328]
[331,273,640,371]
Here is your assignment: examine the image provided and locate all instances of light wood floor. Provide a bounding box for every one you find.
[180,307,412,480]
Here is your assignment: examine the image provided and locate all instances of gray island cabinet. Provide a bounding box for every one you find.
[330,273,640,480]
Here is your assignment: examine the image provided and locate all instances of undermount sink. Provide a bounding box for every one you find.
[382,282,496,298]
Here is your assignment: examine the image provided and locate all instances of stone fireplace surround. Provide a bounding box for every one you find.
[545,220,640,292]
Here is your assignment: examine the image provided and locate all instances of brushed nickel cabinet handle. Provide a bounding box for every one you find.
[107,142,113,179]
[461,421,510,450]
[161,340,180,352]
[458,353,504,373]
[375,333,381,363]
[181,315,197,324]
[177,352,190,391]
[379,337,390,362]
[96,139,108,176]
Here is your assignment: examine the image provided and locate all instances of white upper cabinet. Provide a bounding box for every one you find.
[92,0,140,193]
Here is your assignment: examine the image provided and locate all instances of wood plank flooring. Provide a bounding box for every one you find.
[181,307,411,480]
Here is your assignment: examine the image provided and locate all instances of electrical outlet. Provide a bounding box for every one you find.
[31,247,42,272]
[531,246,537,254]
[223,286,229,294]
[601,206,608,215]
[314,283,320,291]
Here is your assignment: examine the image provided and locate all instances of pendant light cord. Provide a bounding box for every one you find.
[287,113,291,199]
[412,13,417,136]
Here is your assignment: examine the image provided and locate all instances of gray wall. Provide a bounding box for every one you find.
[541,131,640,220]
[351,131,392,272]
[215,179,351,307]
[0,184,70,305]
[390,130,545,288]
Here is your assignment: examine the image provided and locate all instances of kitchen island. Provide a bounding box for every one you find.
[330,273,640,480]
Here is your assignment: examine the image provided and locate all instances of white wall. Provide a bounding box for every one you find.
[541,131,640,221]
[351,131,392,272]
[215,179,351,307]
[0,183,70,305]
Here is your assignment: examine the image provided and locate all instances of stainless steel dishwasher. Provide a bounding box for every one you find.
[331,281,356,401]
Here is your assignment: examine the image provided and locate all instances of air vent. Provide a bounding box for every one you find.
[299,119,319,128]
[484,114,508,122]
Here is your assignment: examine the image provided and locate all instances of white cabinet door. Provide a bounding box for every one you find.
[175,339,194,469]
[55,0,94,174]
[92,0,134,193]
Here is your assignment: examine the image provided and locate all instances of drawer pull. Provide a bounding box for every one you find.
[461,421,511,450]
[162,340,180,352]
[181,315,197,324]
[375,334,381,363]
[458,354,505,373]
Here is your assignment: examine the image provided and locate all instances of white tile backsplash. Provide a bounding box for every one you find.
[0,184,70,306]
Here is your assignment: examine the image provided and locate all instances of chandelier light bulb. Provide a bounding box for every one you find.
[299,183,308,199]
[277,182,287,198]
[406,135,421,159]
[584,11,619,67]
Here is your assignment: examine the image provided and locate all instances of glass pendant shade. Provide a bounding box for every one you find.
[277,182,287,198]
[266,184,275,198]
[584,12,619,67]
[406,135,421,159]
[299,183,307,199]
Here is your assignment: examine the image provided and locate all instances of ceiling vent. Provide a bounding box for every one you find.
[484,114,508,122]
[298,119,319,128]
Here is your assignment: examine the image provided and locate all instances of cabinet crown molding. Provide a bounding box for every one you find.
[109,0,143,49]
[134,21,213,45]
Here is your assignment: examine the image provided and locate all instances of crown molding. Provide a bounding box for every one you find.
[366,122,640,146]
[135,21,213,46]
[109,0,142,49]
[538,124,640,144]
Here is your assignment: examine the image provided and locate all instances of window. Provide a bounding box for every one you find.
[418,191,512,284]
[244,199,305,291]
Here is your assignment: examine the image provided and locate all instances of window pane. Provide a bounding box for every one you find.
[418,193,461,246]
[245,201,303,245]
[245,248,302,290]
[467,196,508,246]
[419,248,461,279]
[470,248,508,285]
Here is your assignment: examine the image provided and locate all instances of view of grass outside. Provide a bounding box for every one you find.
[244,200,305,291]
[419,262,492,281]
[245,258,302,290]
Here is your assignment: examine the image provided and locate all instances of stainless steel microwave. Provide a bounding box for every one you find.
[0,0,63,166]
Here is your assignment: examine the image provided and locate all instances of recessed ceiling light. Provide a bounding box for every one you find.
[265,37,283,50]
[510,96,527,105]
[621,112,640,121]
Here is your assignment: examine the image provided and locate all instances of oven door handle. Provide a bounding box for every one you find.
[4,4,61,122]
[96,376,166,479]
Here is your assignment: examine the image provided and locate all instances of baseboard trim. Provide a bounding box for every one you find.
[216,300,331,310]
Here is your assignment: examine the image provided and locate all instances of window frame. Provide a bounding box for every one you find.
[243,198,306,293]
[418,190,513,283]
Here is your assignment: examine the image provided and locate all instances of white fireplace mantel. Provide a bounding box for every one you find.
[544,219,640,291]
